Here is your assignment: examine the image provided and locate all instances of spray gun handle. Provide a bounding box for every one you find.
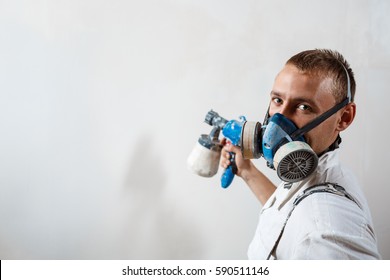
[221,152,238,188]
[219,116,246,188]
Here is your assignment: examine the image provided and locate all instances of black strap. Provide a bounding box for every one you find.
[290,98,349,140]
[266,182,360,260]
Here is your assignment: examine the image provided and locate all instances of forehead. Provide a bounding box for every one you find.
[272,65,335,103]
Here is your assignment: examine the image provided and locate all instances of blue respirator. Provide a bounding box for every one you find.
[261,113,318,182]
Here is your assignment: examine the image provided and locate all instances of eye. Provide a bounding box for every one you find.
[272,97,283,105]
[298,104,311,111]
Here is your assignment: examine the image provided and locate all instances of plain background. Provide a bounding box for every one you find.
[0,0,389,259]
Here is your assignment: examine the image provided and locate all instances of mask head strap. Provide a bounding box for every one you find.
[344,64,352,103]
[290,63,352,140]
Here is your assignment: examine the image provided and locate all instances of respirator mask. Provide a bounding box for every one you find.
[259,113,318,182]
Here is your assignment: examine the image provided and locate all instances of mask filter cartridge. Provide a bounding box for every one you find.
[273,141,318,182]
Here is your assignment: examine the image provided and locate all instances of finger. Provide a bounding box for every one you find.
[220,138,227,146]
[220,157,231,169]
[223,141,232,152]
[224,141,240,153]
[220,160,228,169]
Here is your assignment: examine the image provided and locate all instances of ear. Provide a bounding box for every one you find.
[337,102,356,131]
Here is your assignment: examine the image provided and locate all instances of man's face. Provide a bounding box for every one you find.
[268,64,342,155]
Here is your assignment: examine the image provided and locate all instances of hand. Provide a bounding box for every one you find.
[220,138,252,178]
[219,138,276,203]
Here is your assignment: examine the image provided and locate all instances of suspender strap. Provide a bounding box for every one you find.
[294,182,361,209]
[266,182,360,260]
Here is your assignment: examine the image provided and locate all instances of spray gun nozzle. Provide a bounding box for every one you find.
[204,110,228,129]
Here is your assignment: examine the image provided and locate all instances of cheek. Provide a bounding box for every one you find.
[304,131,321,148]
[267,104,278,117]
[304,120,338,153]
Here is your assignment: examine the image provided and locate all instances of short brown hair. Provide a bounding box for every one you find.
[286,49,355,103]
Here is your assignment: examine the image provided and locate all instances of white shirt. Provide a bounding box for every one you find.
[248,149,381,259]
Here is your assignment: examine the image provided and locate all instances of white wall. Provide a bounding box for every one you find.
[0,0,389,259]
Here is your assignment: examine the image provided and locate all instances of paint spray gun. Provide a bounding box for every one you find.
[187,110,262,188]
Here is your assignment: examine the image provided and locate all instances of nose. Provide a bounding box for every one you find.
[278,105,289,116]
[269,103,292,119]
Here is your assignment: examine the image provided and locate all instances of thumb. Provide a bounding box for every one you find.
[224,141,241,153]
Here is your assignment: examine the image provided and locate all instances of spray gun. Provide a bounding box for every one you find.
[187,110,262,188]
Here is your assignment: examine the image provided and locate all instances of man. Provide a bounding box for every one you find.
[221,49,381,259]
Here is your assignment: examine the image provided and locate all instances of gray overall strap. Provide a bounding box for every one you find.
[266,182,361,260]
